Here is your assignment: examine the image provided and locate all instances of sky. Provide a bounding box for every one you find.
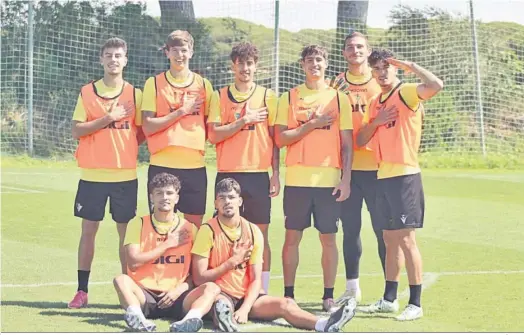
[143,0,524,32]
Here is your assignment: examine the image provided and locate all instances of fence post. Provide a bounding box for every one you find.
[469,0,486,157]
[273,0,280,95]
[27,0,35,156]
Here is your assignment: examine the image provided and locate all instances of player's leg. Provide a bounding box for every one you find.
[169,282,221,332]
[69,180,108,308]
[212,294,240,332]
[282,186,313,300]
[113,274,157,332]
[109,179,138,274]
[313,188,342,313]
[248,295,356,332]
[337,173,364,304]
[177,167,207,227]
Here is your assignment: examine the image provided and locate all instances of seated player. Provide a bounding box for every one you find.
[113,173,221,332]
[191,178,357,332]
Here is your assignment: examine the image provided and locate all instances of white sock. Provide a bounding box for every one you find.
[346,278,360,291]
[182,309,203,321]
[314,318,328,332]
[261,271,270,293]
[126,305,145,318]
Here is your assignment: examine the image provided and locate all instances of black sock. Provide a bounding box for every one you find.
[77,270,90,293]
[284,286,294,299]
[408,284,422,307]
[383,280,398,303]
[322,287,334,300]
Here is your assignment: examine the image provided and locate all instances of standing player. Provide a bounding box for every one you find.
[141,30,213,227]
[331,32,386,305]
[275,45,354,312]
[113,173,220,332]
[207,42,279,294]
[356,48,443,321]
[191,178,356,332]
[69,37,143,309]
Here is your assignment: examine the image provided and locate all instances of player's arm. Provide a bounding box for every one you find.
[356,99,397,147]
[207,91,248,144]
[267,90,280,182]
[71,94,124,139]
[340,130,353,181]
[387,58,444,100]
[133,88,146,145]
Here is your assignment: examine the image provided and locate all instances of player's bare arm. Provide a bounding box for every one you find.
[141,96,203,136]
[234,263,263,324]
[275,105,333,148]
[72,102,132,139]
[333,129,353,202]
[268,126,281,197]
[356,105,398,147]
[386,58,444,100]
[126,226,190,271]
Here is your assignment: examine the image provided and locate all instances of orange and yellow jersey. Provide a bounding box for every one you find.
[72,79,142,182]
[140,71,213,169]
[207,84,278,172]
[364,82,423,179]
[125,214,198,292]
[333,71,381,171]
[191,217,264,299]
[275,84,353,188]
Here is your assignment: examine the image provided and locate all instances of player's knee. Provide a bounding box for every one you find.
[319,234,337,248]
[113,274,129,290]
[201,282,221,296]
[400,233,417,249]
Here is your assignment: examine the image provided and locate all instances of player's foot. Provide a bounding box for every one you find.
[124,310,156,332]
[396,304,423,321]
[324,297,357,332]
[214,299,238,332]
[170,318,203,332]
[358,297,399,314]
[322,298,339,313]
[335,289,362,305]
[67,290,88,309]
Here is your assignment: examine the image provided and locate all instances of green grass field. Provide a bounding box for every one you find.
[1,156,523,332]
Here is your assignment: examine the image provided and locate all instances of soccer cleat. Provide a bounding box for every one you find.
[335,289,362,305]
[170,318,204,332]
[396,304,423,321]
[357,297,399,314]
[214,299,238,332]
[322,298,339,313]
[68,290,88,309]
[324,297,357,332]
[124,310,157,332]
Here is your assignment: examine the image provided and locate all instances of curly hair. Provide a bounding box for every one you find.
[215,178,241,197]
[149,173,181,193]
[230,42,259,63]
[368,48,395,67]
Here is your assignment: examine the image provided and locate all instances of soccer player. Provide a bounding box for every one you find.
[191,178,356,332]
[141,30,213,227]
[331,32,387,305]
[207,42,279,294]
[356,48,443,321]
[113,173,221,332]
[69,37,144,308]
[275,45,354,312]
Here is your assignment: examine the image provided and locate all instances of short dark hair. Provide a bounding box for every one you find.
[149,173,181,193]
[163,30,194,51]
[343,31,370,48]
[230,42,259,63]
[368,48,395,67]
[100,37,127,57]
[301,44,328,61]
[215,178,241,197]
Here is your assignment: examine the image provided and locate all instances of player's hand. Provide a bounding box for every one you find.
[107,102,132,122]
[165,227,190,249]
[230,241,253,266]
[233,307,250,324]
[179,93,204,116]
[269,173,280,197]
[332,178,351,202]
[157,288,182,309]
[310,106,335,129]
[372,105,398,126]
[386,58,414,74]
[243,104,268,124]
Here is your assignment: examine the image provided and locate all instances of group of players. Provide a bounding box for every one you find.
[68,29,443,332]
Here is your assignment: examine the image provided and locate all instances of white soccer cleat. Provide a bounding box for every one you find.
[357,298,399,314]
[124,311,157,332]
[396,304,423,321]
[335,289,362,305]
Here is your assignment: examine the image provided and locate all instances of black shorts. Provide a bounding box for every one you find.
[73,179,137,223]
[141,287,190,320]
[147,165,207,215]
[284,186,341,234]
[215,172,271,224]
[376,173,425,230]
[218,292,266,312]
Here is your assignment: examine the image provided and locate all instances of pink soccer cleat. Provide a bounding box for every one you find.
[68,290,88,309]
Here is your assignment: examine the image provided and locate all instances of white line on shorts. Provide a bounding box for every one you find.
[2,269,523,288]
